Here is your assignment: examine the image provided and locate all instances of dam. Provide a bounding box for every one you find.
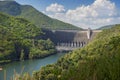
[41,28,102,52]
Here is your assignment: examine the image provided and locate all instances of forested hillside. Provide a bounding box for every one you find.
[0,1,81,30]
[16,24,120,80]
[0,13,56,64]
[98,24,116,30]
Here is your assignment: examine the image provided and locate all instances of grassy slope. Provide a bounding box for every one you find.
[0,1,81,30]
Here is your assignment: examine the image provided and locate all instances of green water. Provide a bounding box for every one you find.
[0,53,66,80]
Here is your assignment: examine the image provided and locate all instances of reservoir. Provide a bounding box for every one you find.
[0,53,67,80]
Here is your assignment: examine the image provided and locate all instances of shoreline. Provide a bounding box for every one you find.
[0,51,57,65]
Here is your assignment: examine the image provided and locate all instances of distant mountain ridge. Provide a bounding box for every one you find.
[98,24,119,30]
[0,1,81,30]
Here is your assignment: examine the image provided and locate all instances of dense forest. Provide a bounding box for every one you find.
[0,1,81,30]
[15,24,120,80]
[0,13,56,64]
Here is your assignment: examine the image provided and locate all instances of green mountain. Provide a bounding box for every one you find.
[0,13,56,64]
[16,25,120,79]
[98,24,118,30]
[0,1,81,30]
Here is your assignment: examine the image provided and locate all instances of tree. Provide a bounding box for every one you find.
[20,49,24,61]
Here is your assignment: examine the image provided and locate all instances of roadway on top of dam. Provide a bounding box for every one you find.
[52,29,102,33]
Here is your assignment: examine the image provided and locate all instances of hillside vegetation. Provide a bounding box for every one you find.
[15,24,120,80]
[0,13,56,64]
[0,1,81,30]
[98,24,116,30]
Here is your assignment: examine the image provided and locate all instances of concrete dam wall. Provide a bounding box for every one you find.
[53,30,101,44]
[41,29,101,51]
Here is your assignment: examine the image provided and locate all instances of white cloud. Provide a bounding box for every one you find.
[46,3,65,13]
[46,0,120,29]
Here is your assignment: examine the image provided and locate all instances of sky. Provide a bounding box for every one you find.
[2,0,120,29]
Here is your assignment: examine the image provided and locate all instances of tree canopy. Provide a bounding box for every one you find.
[0,13,56,63]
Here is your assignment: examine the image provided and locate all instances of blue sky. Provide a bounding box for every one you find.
[15,0,94,11]
[13,0,120,29]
